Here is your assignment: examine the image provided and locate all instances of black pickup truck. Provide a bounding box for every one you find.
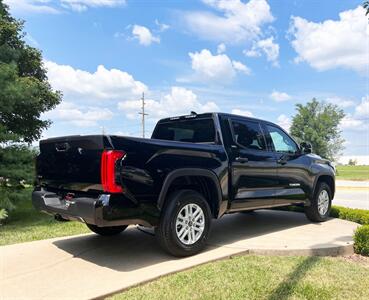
[33,112,335,256]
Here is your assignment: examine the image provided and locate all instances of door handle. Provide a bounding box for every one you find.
[277,156,287,165]
[235,157,248,163]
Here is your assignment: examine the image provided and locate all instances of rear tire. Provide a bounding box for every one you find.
[86,224,128,236]
[155,189,212,257]
[304,182,332,222]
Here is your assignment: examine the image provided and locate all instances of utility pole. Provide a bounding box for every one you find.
[138,92,148,138]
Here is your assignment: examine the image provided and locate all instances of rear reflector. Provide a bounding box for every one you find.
[101,150,125,193]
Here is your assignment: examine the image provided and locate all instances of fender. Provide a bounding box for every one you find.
[157,168,223,216]
[312,173,335,199]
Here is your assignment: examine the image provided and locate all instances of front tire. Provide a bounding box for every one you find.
[86,224,128,236]
[304,182,332,222]
[155,189,212,257]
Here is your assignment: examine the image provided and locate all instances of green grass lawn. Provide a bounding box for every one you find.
[0,189,88,246]
[336,165,369,181]
[109,255,369,300]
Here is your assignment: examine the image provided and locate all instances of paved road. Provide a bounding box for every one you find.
[336,180,369,188]
[0,211,357,300]
[334,180,368,209]
[334,188,369,209]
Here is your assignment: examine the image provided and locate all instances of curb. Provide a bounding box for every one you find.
[247,244,354,256]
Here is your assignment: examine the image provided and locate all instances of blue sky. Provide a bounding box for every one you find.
[5,0,369,159]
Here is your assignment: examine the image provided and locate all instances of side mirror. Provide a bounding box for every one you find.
[300,142,312,154]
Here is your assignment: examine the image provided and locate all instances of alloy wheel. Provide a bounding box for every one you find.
[317,189,330,215]
[175,203,205,245]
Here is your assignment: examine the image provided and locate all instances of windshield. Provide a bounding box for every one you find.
[152,118,216,143]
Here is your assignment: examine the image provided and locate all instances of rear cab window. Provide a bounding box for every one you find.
[152,117,216,144]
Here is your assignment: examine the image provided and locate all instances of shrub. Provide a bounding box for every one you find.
[0,208,9,223]
[354,225,369,256]
[0,189,16,224]
[329,206,369,225]
[0,146,37,223]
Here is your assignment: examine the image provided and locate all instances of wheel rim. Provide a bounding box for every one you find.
[175,203,205,245]
[318,189,330,215]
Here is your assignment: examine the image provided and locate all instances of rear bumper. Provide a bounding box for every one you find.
[32,189,152,227]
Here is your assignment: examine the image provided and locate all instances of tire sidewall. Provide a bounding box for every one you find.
[162,190,212,256]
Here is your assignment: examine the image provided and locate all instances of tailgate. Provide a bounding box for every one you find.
[37,135,109,191]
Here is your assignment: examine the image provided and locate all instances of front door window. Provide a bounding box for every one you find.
[266,125,298,154]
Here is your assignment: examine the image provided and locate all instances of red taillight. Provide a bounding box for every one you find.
[101,150,125,193]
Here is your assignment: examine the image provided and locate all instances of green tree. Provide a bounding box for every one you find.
[290,98,345,161]
[364,1,369,16]
[0,1,61,222]
[0,0,61,143]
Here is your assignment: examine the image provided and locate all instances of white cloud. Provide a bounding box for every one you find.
[61,0,125,12]
[231,109,254,117]
[183,0,274,43]
[5,0,125,13]
[155,19,170,32]
[269,90,291,102]
[326,97,355,108]
[244,36,279,66]
[4,0,59,13]
[44,102,113,127]
[232,60,251,75]
[277,114,291,132]
[340,96,369,131]
[340,114,365,131]
[113,131,134,136]
[188,49,250,83]
[45,60,147,101]
[132,25,160,46]
[355,96,369,117]
[118,87,219,120]
[25,33,39,47]
[217,43,226,54]
[289,6,368,73]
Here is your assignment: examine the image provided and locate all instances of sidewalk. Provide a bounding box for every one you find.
[0,211,358,300]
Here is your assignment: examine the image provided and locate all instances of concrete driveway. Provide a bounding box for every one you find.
[0,210,358,300]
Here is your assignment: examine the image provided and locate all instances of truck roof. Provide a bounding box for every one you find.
[157,112,269,124]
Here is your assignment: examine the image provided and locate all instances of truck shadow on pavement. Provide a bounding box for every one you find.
[52,210,318,272]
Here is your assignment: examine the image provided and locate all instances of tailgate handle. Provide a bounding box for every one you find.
[55,142,70,152]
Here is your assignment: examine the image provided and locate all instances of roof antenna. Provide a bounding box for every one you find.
[191,111,197,115]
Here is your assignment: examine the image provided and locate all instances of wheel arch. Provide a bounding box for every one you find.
[157,168,223,218]
[314,174,335,199]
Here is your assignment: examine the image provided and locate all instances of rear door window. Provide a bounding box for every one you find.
[152,118,216,143]
[231,119,267,151]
